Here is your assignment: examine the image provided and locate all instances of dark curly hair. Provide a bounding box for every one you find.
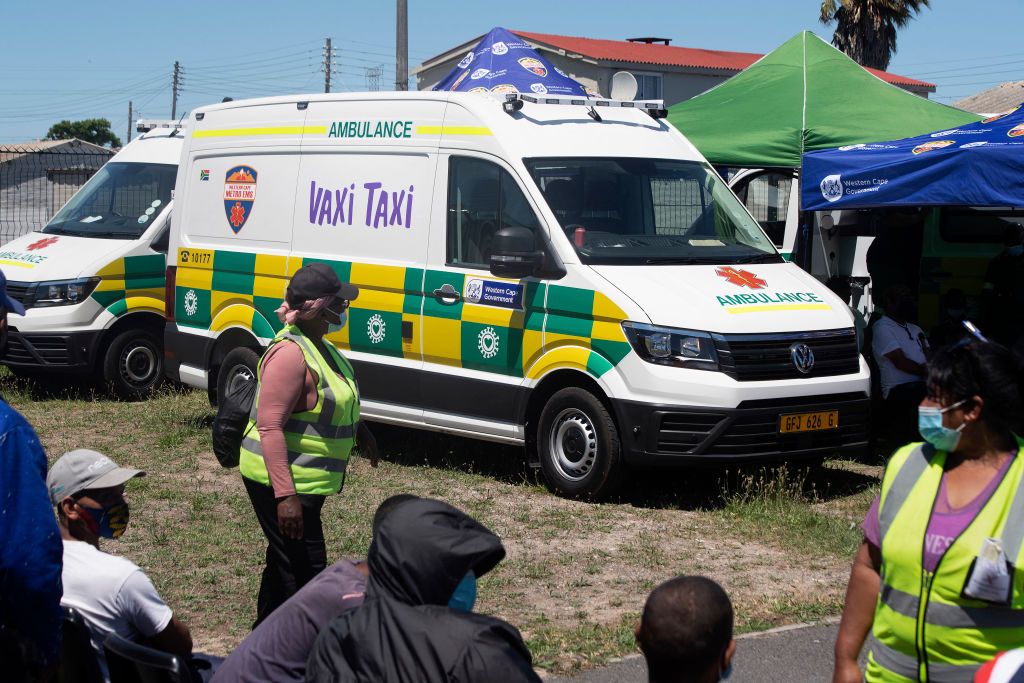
[926,340,1024,437]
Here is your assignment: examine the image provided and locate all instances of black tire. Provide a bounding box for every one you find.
[101,329,164,400]
[217,347,260,406]
[537,386,622,499]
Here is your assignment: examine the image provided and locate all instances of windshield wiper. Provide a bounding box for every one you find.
[643,257,716,265]
[86,231,139,239]
[734,253,784,263]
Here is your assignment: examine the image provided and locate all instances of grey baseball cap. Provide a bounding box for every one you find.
[46,449,145,505]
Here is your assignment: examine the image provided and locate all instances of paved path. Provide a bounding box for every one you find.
[545,620,853,682]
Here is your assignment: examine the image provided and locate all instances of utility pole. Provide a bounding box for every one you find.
[323,37,332,93]
[127,101,132,144]
[171,61,181,119]
[395,0,408,90]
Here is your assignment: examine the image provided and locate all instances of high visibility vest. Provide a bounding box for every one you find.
[239,326,360,496]
[867,438,1024,683]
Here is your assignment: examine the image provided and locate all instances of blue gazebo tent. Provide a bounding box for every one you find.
[433,27,590,97]
[802,106,1024,211]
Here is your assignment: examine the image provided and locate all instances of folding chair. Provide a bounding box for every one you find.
[57,606,103,683]
[103,633,197,683]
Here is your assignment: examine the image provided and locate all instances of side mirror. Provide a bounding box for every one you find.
[489,226,541,278]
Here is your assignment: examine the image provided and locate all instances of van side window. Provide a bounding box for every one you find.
[447,157,541,268]
[732,171,793,248]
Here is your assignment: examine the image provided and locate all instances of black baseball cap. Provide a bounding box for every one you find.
[287,263,358,303]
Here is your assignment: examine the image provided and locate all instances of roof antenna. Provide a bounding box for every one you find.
[587,106,602,122]
[169,110,188,138]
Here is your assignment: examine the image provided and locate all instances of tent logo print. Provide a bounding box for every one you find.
[457,51,474,69]
[820,174,843,203]
[491,41,508,56]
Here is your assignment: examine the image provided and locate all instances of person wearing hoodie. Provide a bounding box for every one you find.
[305,496,541,683]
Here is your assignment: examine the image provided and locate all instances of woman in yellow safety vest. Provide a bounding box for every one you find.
[239,262,377,626]
[834,334,1024,683]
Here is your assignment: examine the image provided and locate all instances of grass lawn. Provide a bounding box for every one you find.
[10,374,882,675]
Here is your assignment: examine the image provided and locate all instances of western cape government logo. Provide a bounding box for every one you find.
[820,174,843,202]
[491,41,508,55]
[224,166,257,234]
[517,57,547,77]
[457,51,474,69]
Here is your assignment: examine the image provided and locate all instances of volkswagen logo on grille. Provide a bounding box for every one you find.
[790,342,815,374]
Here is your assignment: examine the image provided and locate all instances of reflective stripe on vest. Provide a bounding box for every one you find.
[240,436,349,473]
[868,439,1024,683]
[869,638,980,683]
[239,327,359,495]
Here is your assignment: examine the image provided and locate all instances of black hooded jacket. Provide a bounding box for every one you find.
[305,498,541,683]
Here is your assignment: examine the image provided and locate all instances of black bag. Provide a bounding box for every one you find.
[211,373,257,468]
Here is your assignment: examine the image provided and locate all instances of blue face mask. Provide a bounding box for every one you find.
[326,309,347,335]
[1009,244,1024,257]
[918,399,969,451]
[448,571,477,612]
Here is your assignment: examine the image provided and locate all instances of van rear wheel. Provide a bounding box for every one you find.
[217,347,260,405]
[537,387,622,499]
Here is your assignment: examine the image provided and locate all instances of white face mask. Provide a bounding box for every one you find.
[327,309,347,334]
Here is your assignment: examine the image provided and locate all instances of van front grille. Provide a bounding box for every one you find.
[713,328,859,381]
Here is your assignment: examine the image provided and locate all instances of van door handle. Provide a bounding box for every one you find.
[432,283,461,304]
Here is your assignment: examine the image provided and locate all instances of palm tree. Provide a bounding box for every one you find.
[819,0,931,71]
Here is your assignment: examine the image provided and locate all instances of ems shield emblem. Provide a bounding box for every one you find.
[224,166,257,233]
[517,57,548,78]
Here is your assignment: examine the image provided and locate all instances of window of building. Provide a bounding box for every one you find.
[447,157,541,268]
[631,73,663,100]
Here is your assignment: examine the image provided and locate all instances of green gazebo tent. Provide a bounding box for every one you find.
[667,31,980,168]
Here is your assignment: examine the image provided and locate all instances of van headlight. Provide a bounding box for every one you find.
[621,322,720,371]
[33,277,100,307]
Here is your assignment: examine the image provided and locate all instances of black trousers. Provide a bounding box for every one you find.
[883,381,927,445]
[242,477,327,628]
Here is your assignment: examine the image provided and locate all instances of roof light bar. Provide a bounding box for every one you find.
[504,93,668,119]
[135,119,185,133]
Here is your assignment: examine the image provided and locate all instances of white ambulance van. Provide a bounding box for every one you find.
[164,92,870,497]
[1,121,181,398]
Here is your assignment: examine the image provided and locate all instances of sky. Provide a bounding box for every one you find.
[2,0,1022,143]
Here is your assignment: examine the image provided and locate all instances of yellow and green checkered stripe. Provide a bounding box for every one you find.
[91,253,166,317]
[175,249,632,379]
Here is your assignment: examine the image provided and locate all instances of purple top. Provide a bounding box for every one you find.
[863,452,1016,572]
[211,559,366,683]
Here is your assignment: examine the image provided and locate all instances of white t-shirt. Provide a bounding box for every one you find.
[60,540,173,680]
[872,316,929,398]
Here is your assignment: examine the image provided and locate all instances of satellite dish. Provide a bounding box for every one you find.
[610,71,638,101]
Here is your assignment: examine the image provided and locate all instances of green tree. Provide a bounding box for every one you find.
[44,118,122,148]
[819,0,931,71]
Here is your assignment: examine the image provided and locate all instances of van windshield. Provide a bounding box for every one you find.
[524,157,781,265]
[43,162,176,239]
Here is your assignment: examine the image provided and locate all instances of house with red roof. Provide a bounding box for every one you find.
[414,30,935,105]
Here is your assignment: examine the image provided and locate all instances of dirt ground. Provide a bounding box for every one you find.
[12,377,881,673]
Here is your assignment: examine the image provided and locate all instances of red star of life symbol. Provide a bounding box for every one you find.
[229,202,247,227]
[26,236,59,251]
[715,266,767,289]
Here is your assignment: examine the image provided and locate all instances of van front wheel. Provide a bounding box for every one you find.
[537,387,622,499]
[101,329,163,400]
